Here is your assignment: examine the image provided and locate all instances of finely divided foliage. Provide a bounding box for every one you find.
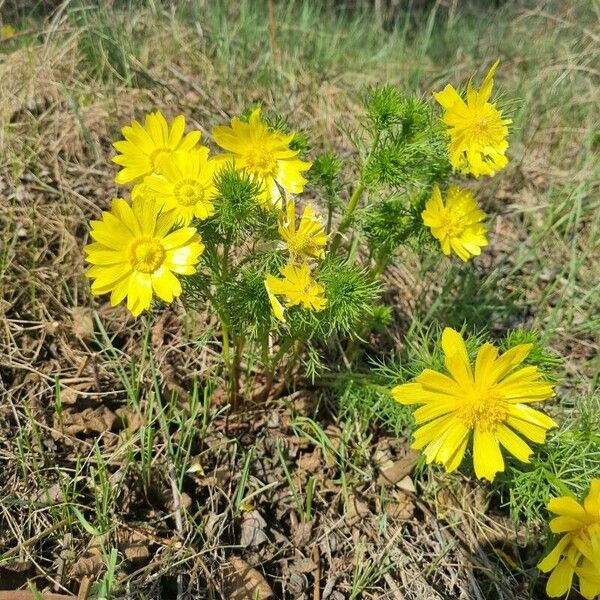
[79,60,591,599]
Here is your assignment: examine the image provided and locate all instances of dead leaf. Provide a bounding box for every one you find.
[70,528,150,578]
[384,490,415,520]
[239,510,269,548]
[70,536,103,578]
[223,557,273,600]
[345,493,371,526]
[71,306,94,340]
[377,450,419,486]
[291,520,313,547]
[291,556,317,574]
[297,448,322,473]
[117,529,151,565]
[55,406,117,436]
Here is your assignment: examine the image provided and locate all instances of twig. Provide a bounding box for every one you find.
[0,518,68,560]
[312,544,321,600]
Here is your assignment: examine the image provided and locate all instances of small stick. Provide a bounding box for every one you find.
[1,518,68,560]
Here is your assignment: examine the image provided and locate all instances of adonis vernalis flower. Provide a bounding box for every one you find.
[278,200,327,260]
[264,263,327,322]
[212,108,311,207]
[434,60,511,177]
[142,148,217,225]
[422,184,488,262]
[85,195,204,316]
[112,112,201,184]
[539,480,600,599]
[391,327,556,481]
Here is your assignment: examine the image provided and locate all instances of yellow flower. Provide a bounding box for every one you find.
[1,25,16,39]
[391,327,556,481]
[212,108,311,208]
[539,480,600,600]
[85,195,204,316]
[422,185,488,262]
[141,148,217,225]
[112,112,201,185]
[264,263,327,322]
[278,200,327,260]
[434,60,511,177]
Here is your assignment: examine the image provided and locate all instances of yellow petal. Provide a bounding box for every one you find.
[538,535,571,572]
[412,415,455,450]
[479,59,500,105]
[583,480,600,517]
[436,422,469,468]
[445,434,469,472]
[549,516,586,533]
[264,278,285,322]
[168,114,185,147]
[126,272,153,316]
[151,267,181,303]
[444,352,473,390]
[441,327,470,364]
[413,398,459,423]
[545,558,574,598]
[390,382,423,405]
[495,425,533,463]
[433,84,464,110]
[579,575,600,600]
[441,328,473,385]
[416,369,463,396]
[547,496,587,520]
[472,429,504,481]
[474,342,499,388]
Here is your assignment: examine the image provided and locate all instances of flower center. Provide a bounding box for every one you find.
[441,209,466,238]
[458,390,507,432]
[245,147,277,177]
[287,230,312,254]
[149,148,172,171]
[174,179,205,207]
[128,237,166,274]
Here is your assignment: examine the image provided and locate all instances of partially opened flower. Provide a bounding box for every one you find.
[391,327,556,481]
[264,263,327,322]
[142,148,217,225]
[278,200,327,260]
[212,108,311,208]
[112,112,201,184]
[85,195,204,316]
[539,480,600,599]
[434,60,511,177]
[422,185,487,262]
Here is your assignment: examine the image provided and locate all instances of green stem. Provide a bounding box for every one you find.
[284,340,304,380]
[330,182,365,253]
[371,251,389,280]
[221,323,231,367]
[344,250,390,363]
[330,131,380,254]
[326,202,334,235]
[219,233,240,409]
